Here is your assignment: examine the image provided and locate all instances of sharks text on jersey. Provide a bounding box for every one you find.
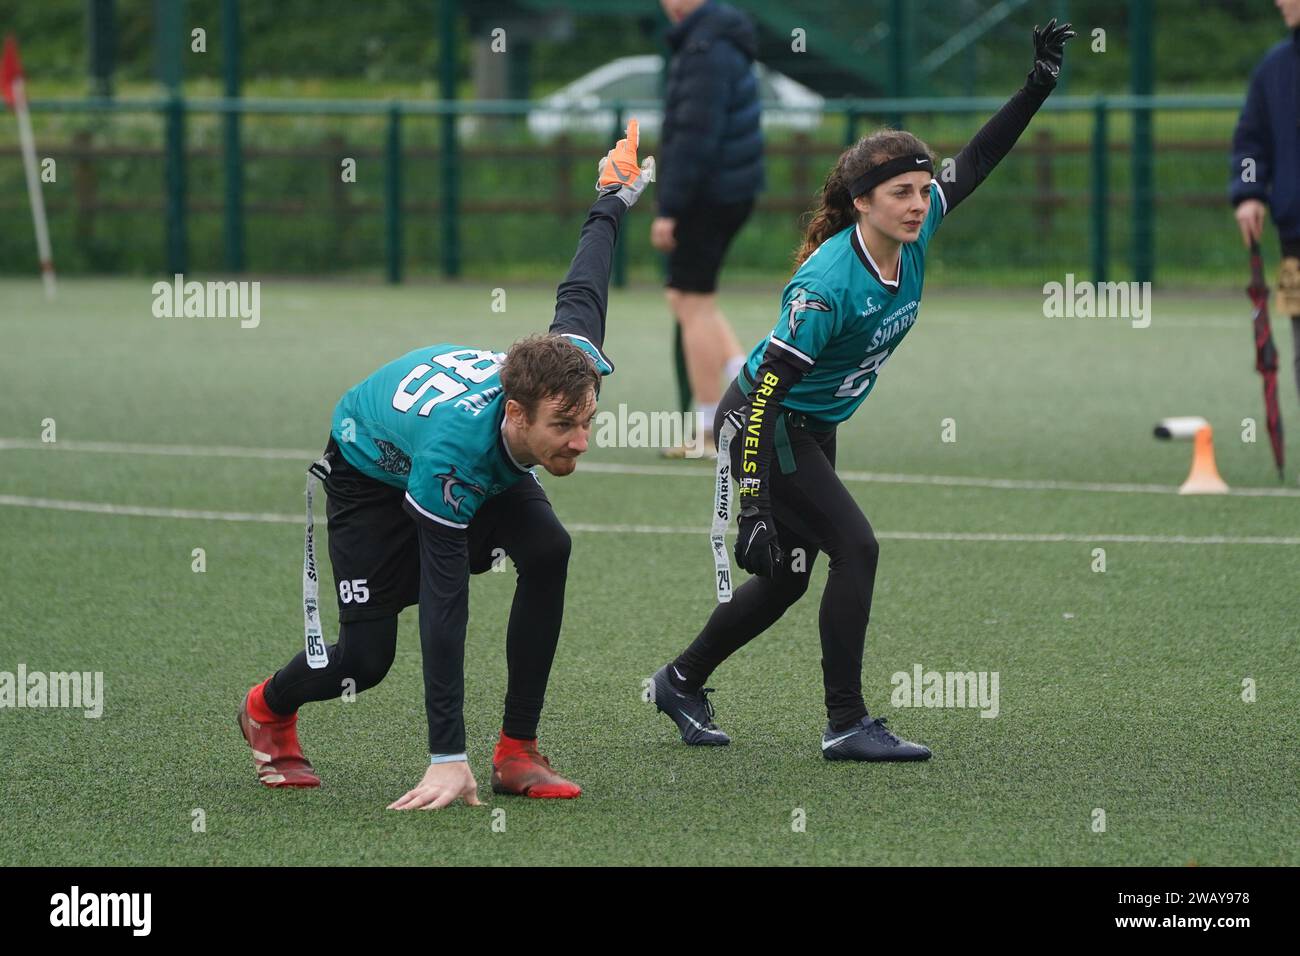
[867,299,919,350]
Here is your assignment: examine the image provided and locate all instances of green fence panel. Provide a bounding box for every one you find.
[3,93,1250,286]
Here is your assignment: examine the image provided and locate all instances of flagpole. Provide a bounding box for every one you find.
[10,75,55,299]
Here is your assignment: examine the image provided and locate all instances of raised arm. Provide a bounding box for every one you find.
[943,18,1076,213]
[549,119,655,365]
[550,194,627,359]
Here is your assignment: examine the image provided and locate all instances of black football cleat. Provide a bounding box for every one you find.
[821,715,931,762]
[650,664,731,746]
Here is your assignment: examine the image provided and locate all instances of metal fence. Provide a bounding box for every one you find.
[1,93,1247,286]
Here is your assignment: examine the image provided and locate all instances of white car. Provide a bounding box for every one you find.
[526,54,824,140]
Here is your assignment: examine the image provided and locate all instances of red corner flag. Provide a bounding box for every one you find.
[1,35,23,110]
[2,33,56,298]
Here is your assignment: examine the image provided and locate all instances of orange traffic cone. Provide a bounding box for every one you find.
[1179,425,1229,495]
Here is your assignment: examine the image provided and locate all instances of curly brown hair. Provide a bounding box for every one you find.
[792,128,936,270]
[500,334,601,421]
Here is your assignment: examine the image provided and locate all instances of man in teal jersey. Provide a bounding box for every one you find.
[328,334,612,530]
[651,21,1075,760]
[238,123,654,808]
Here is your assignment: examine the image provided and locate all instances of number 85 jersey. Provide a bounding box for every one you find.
[330,340,611,530]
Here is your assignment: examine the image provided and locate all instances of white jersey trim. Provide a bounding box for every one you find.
[931,179,949,215]
[769,335,815,366]
[499,417,530,473]
[404,491,469,530]
[854,223,900,287]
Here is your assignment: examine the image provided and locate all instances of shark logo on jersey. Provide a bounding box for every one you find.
[437,466,486,515]
[374,439,412,477]
[787,288,832,338]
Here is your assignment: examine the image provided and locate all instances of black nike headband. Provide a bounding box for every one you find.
[848,154,934,198]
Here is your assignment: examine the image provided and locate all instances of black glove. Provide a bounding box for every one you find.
[1026,17,1076,91]
[735,505,782,578]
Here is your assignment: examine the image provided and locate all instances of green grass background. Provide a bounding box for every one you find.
[0,276,1297,866]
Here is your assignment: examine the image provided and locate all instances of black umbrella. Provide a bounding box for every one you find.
[1247,240,1285,479]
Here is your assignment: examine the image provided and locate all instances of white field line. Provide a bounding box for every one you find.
[2,436,1298,498]
[1,494,1297,546]
[0,437,316,461]
[930,316,1246,331]
[579,462,1300,499]
[0,495,301,524]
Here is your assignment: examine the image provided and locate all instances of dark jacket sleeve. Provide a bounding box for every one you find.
[657,43,737,217]
[403,503,471,755]
[942,82,1053,213]
[549,191,626,364]
[1230,65,1274,207]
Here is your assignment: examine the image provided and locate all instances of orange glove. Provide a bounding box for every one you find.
[597,118,655,207]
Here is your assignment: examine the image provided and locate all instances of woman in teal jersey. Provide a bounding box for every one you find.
[651,19,1076,760]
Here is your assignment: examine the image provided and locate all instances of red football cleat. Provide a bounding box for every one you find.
[237,688,321,788]
[490,732,581,799]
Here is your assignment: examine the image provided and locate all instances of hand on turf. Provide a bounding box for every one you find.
[1027,17,1076,90]
[650,216,677,252]
[1235,200,1266,249]
[735,505,783,578]
[388,760,482,811]
[597,118,656,208]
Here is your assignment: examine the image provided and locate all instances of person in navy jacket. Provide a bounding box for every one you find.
[653,0,765,456]
[1231,0,1300,403]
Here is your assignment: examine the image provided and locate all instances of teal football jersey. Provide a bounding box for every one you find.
[744,180,947,424]
[330,335,612,530]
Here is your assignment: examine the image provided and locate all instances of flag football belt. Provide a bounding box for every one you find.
[302,447,334,670]
[711,412,737,604]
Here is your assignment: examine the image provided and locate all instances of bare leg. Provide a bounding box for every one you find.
[666,289,745,425]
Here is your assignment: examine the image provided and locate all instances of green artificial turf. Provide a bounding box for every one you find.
[1,277,1296,866]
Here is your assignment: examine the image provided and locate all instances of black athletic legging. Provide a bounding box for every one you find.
[263,487,570,743]
[674,377,879,730]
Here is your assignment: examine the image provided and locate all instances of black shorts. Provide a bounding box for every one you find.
[665,199,754,294]
[320,438,552,622]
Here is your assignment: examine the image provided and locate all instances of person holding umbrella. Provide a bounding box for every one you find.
[653,0,764,458]
[1231,0,1300,478]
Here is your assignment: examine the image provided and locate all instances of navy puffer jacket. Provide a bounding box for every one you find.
[1230,29,1300,241]
[657,1,765,217]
